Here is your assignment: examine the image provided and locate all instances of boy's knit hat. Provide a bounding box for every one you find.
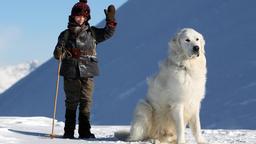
[71,0,91,20]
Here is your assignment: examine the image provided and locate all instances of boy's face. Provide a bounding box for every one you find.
[74,16,87,26]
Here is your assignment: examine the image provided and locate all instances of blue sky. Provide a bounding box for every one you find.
[0,0,127,66]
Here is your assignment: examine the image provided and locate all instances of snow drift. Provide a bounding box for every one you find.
[0,117,255,144]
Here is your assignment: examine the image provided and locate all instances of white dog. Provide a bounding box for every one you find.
[129,28,207,144]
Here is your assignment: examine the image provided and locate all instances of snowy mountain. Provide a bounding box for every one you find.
[0,117,255,144]
[0,0,256,129]
[0,61,39,93]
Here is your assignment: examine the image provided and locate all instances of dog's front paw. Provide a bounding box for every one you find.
[196,136,207,144]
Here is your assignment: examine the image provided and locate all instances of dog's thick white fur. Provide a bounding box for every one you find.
[129,28,207,144]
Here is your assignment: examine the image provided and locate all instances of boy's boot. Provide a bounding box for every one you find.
[63,109,76,139]
[78,112,95,139]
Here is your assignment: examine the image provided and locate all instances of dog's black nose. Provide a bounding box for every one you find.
[193,46,199,52]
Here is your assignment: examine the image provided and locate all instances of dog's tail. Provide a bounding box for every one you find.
[114,130,130,141]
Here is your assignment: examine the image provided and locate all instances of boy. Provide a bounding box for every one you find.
[53,0,117,139]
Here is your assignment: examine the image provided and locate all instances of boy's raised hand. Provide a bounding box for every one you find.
[104,5,116,21]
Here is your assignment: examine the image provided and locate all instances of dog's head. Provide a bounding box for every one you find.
[170,28,205,59]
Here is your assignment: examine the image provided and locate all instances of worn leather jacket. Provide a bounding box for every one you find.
[54,16,116,78]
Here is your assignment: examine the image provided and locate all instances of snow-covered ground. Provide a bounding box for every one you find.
[0,117,255,144]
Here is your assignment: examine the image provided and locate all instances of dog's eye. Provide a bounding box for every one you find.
[185,39,190,42]
[196,38,199,41]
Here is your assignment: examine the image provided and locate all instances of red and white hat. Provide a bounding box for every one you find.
[71,0,91,20]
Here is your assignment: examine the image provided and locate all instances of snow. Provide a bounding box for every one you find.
[0,117,255,144]
[0,60,39,93]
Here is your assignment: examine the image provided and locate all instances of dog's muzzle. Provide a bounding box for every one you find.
[193,45,200,57]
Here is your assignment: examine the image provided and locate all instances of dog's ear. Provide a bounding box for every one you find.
[169,33,181,55]
[172,36,177,44]
[200,34,206,54]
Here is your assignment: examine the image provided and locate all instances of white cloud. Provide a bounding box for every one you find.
[0,60,39,93]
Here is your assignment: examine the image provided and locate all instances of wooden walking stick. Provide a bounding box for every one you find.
[50,55,62,139]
